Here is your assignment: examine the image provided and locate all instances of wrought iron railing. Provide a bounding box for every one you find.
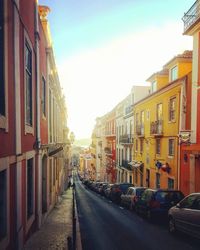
[182,0,200,32]
[122,160,132,170]
[119,134,134,144]
[150,120,163,135]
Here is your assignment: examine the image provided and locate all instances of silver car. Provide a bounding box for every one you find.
[168,193,200,239]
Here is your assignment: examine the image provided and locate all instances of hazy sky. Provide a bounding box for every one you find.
[39,0,194,139]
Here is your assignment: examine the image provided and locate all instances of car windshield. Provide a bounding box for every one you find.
[156,191,183,202]
[136,188,145,196]
[120,184,132,192]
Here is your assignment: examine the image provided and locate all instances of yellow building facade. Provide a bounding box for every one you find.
[133,51,192,189]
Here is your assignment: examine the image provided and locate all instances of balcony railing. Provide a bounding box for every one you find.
[104,147,112,155]
[125,105,133,115]
[150,120,163,135]
[136,124,144,136]
[121,160,132,171]
[105,130,116,137]
[119,134,134,144]
[182,0,200,32]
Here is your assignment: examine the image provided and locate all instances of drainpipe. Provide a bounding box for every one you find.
[178,78,186,190]
[35,0,42,228]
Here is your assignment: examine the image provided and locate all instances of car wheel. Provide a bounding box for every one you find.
[168,217,176,234]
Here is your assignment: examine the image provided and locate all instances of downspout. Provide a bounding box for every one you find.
[35,0,42,228]
[178,78,186,190]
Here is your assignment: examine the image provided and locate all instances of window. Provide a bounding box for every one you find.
[151,81,157,93]
[0,1,5,116]
[168,139,175,156]
[180,195,197,209]
[141,111,144,134]
[140,139,143,153]
[169,97,176,121]
[49,90,52,142]
[27,158,33,219]
[135,113,139,126]
[135,169,138,184]
[156,173,160,189]
[0,170,7,240]
[168,178,174,189]
[41,76,46,116]
[25,42,32,126]
[146,169,150,187]
[156,139,161,155]
[135,139,138,151]
[157,103,162,121]
[170,65,178,81]
[146,110,150,121]
[141,111,145,124]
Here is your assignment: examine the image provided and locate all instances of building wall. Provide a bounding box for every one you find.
[134,80,186,189]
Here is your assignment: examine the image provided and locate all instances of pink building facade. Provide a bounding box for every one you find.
[0,1,70,249]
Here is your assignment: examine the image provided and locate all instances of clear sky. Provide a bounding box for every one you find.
[39,0,194,139]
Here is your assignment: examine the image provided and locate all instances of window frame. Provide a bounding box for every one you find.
[168,138,175,157]
[26,151,35,234]
[151,80,157,93]
[156,173,160,189]
[41,75,46,117]
[156,138,161,155]
[140,139,143,153]
[24,32,34,135]
[0,0,8,131]
[156,103,163,121]
[168,178,174,189]
[170,65,178,82]
[135,139,138,152]
[0,157,9,249]
[169,96,176,122]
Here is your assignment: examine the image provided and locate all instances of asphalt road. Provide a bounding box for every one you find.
[75,176,200,250]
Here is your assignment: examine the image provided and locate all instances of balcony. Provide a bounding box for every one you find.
[136,124,144,137]
[104,147,112,156]
[105,130,115,138]
[150,120,163,136]
[125,105,133,116]
[182,0,200,33]
[119,134,134,144]
[121,160,132,171]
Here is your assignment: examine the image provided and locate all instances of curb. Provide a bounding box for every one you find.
[74,190,82,250]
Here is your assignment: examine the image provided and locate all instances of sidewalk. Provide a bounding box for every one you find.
[24,188,80,250]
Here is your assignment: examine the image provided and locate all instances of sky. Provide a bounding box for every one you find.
[39,0,194,139]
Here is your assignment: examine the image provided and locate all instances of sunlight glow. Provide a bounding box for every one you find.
[58,21,192,139]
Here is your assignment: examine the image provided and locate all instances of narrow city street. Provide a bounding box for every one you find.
[75,175,200,250]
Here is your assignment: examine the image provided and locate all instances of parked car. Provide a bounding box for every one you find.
[104,184,114,199]
[110,183,134,204]
[99,183,109,195]
[135,189,184,220]
[121,187,146,209]
[168,193,200,239]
